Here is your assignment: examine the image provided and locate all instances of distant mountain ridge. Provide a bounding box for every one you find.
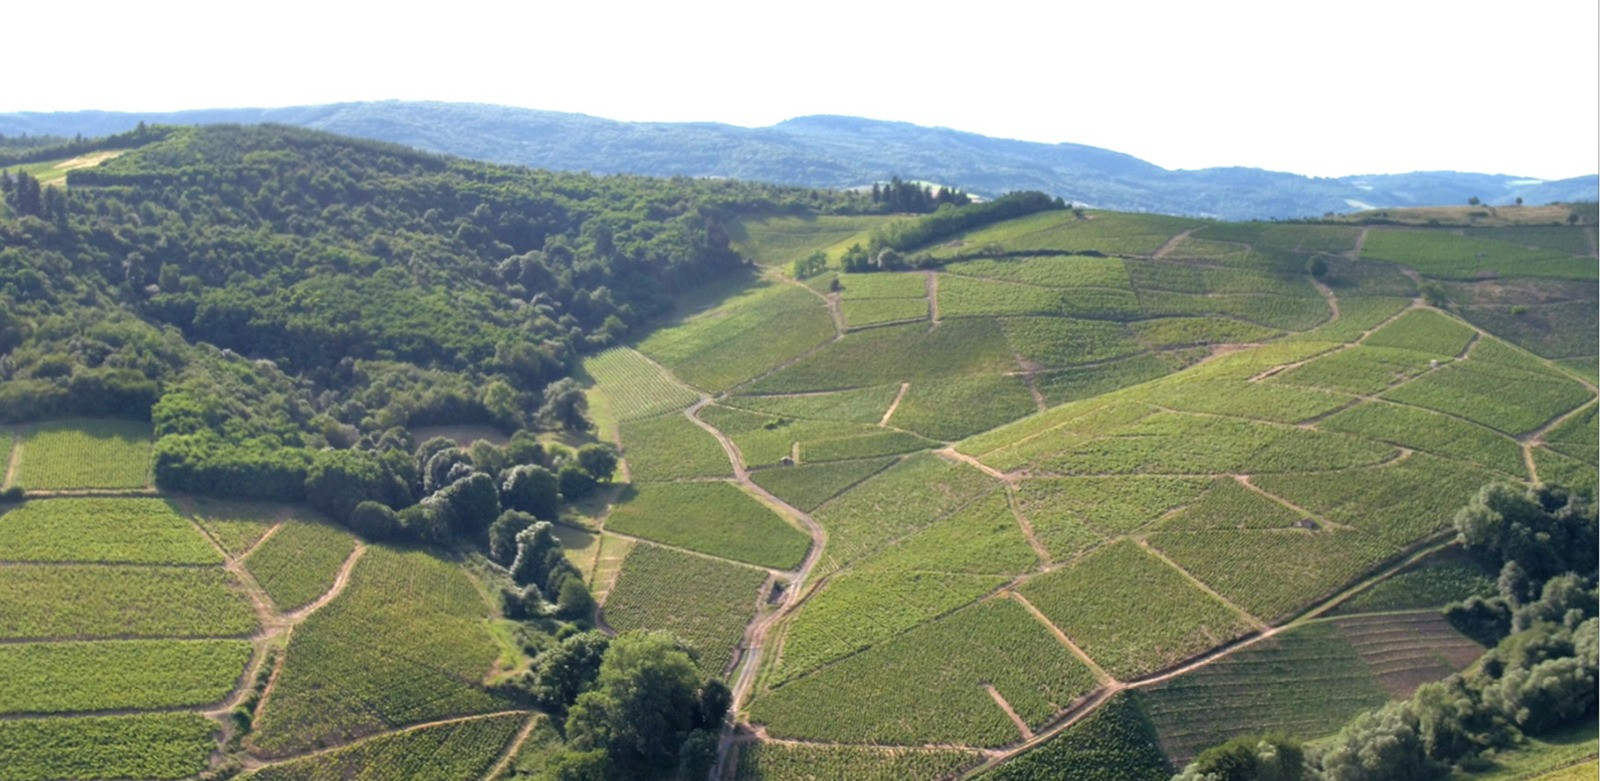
[1,101,1593,220]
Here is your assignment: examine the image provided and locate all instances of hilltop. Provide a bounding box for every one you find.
[1,101,1594,220]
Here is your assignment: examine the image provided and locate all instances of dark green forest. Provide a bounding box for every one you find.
[0,124,878,515]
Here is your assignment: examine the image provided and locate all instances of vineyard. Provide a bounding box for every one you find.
[244,712,526,781]
[9,419,152,490]
[243,517,358,611]
[604,482,809,569]
[0,497,220,564]
[0,207,1572,781]
[600,542,768,675]
[248,546,504,756]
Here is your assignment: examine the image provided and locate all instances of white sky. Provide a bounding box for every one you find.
[11,0,1598,180]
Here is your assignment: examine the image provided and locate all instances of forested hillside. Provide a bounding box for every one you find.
[2,102,1594,219]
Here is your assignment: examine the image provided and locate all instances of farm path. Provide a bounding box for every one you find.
[985,684,1034,740]
[236,709,536,773]
[878,382,910,427]
[1517,398,1598,483]
[1008,592,1114,685]
[926,270,940,327]
[1233,475,1355,531]
[483,712,544,781]
[936,446,1014,484]
[1312,277,1341,324]
[1002,486,1052,565]
[1351,228,1370,259]
[1137,539,1266,630]
[284,544,366,622]
[680,394,832,781]
[2,429,20,488]
[779,269,844,339]
[239,520,286,561]
[1153,228,1196,259]
[595,525,786,578]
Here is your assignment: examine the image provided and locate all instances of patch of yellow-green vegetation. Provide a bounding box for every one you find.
[188,498,283,556]
[0,638,251,714]
[589,532,635,605]
[729,741,981,781]
[4,150,126,187]
[813,452,999,573]
[889,375,1038,441]
[1457,720,1598,781]
[244,711,526,781]
[773,491,1034,680]
[1019,539,1257,679]
[549,522,600,582]
[636,279,836,392]
[835,271,927,299]
[1320,401,1526,476]
[249,546,503,757]
[843,297,928,327]
[1131,317,1282,348]
[617,412,731,482]
[1363,309,1477,356]
[700,404,934,467]
[581,347,699,423]
[943,255,1131,289]
[14,418,152,490]
[1001,316,1144,366]
[726,385,901,425]
[748,319,1016,393]
[0,497,219,565]
[752,598,1100,746]
[926,209,1201,258]
[1363,228,1595,280]
[0,712,218,781]
[729,214,893,268]
[1270,345,1439,395]
[0,564,257,639]
[749,456,897,512]
[244,518,357,612]
[604,482,810,570]
[1015,476,1207,559]
[601,542,767,675]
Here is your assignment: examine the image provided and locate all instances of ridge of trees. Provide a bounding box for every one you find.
[840,190,1067,271]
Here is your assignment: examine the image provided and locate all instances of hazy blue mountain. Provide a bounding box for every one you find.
[2,101,1593,220]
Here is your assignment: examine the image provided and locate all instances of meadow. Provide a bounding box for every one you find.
[635,280,836,392]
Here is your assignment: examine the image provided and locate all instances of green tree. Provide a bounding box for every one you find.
[576,443,618,483]
[488,510,537,566]
[559,463,599,501]
[539,378,591,432]
[564,631,726,775]
[502,464,560,519]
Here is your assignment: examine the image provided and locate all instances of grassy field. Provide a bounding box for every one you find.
[250,546,503,757]
[245,712,525,781]
[726,385,901,425]
[244,518,358,611]
[1361,228,1595,280]
[0,638,250,714]
[603,482,810,569]
[812,452,998,573]
[0,712,218,781]
[843,296,928,327]
[888,374,1039,441]
[0,498,219,564]
[747,318,1017,393]
[600,542,768,675]
[11,419,152,490]
[751,598,1099,746]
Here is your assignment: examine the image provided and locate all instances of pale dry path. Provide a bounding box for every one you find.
[936,446,1014,484]
[879,382,910,427]
[483,712,544,781]
[926,270,940,326]
[984,684,1034,740]
[1152,227,1196,259]
[1009,592,1114,685]
[238,709,535,772]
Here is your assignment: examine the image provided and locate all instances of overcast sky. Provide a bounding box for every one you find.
[12,0,1597,180]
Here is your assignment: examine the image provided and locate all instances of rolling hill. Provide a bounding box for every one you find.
[1,101,1593,220]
